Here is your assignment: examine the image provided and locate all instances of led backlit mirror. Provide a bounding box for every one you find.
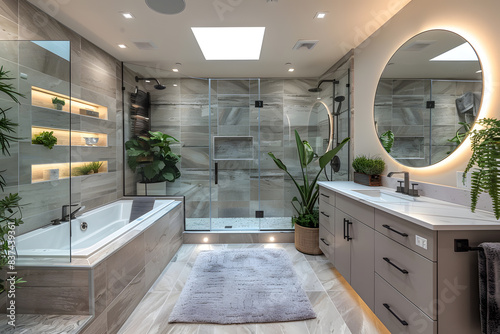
[374,30,482,167]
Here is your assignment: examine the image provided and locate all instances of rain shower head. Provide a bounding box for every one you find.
[135,76,166,90]
[308,79,339,93]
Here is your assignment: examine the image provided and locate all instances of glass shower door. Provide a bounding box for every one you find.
[210,79,261,230]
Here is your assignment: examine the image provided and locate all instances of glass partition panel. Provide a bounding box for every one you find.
[0,41,71,264]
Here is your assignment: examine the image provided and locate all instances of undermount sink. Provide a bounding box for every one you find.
[351,189,418,202]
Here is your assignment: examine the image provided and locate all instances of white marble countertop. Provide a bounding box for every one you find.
[318,181,500,231]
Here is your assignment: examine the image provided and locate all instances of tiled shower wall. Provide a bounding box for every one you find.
[123,77,349,223]
[0,0,122,235]
[375,79,481,167]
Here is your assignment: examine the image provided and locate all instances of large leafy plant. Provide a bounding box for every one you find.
[379,130,394,153]
[125,131,181,183]
[463,118,500,219]
[0,66,25,293]
[269,130,349,228]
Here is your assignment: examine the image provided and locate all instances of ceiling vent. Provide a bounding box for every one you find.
[133,41,157,50]
[292,40,319,50]
[401,41,434,51]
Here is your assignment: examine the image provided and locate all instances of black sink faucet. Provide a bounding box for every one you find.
[387,171,409,195]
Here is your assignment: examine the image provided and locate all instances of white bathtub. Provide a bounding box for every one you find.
[16,199,178,258]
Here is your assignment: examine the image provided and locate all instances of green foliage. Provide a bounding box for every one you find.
[352,155,386,175]
[125,131,181,183]
[0,66,25,293]
[379,130,394,153]
[32,131,58,149]
[73,161,103,176]
[51,97,65,106]
[268,130,350,228]
[463,118,500,219]
[447,122,472,154]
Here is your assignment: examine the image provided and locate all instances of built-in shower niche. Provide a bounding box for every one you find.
[213,136,254,160]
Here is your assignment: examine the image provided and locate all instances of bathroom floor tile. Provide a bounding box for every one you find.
[117,243,390,334]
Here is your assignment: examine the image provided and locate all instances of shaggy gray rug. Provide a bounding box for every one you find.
[168,248,316,324]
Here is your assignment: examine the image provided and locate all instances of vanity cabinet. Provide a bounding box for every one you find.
[318,183,500,334]
[330,194,375,309]
[318,187,335,260]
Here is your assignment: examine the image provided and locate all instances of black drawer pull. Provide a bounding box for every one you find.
[320,193,330,198]
[382,224,408,237]
[383,303,408,326]
[320,211,330,218]
[320,238,330,246]
[383,257,409,274]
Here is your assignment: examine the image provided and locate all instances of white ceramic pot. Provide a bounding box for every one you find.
[136,181,167,195]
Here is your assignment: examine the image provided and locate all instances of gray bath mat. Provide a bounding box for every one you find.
[168,248,316,324]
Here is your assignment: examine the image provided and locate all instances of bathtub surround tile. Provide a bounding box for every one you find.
[93,261,107,317]
[106,234,146,306]
[0,314,91,334]
[0,15,18,40]
[17,286,90,315]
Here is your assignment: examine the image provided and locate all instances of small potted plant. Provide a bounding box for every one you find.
[352,155,386,186]
[32,131,58,149]
[52,97,65,110]
[463,118,500,219]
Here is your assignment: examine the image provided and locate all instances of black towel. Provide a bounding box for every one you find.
[478,242,500,334]
[129,197,155,222]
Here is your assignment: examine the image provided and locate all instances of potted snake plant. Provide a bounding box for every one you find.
[268,130,349,254]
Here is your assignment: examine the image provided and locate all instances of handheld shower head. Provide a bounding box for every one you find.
[135,76,166,90]
[334,96,345,103]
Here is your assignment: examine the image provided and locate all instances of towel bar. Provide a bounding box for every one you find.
[454,239,484,252]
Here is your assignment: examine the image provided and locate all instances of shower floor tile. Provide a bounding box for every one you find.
[185,217,293,231]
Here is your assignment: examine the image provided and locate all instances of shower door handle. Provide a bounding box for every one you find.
[214,162,218,185]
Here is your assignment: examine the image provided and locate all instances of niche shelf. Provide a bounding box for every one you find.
[213,136,254,161]
[31,86,108,120]
[31,161,108,183]
[31,126,108,147]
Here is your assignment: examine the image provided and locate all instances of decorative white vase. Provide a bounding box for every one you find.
[136,181,167,195]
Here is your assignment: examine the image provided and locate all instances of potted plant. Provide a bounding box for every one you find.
[32,131,58,149]
[268,130,349,254]
[51,97,65,110]
[0,65,26,293]
[463,118,500,219]
[72,161,103,176]
[125,131,181,195]
[352,155,386,186]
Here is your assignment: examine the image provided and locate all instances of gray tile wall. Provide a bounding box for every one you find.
[124,75,350,226]
[0,0,123,238]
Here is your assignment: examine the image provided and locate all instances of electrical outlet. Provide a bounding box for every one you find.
[416,235,427,250]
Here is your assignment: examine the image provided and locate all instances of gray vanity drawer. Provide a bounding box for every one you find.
[375,274,436,334]
[319,202,334,234]
[319,223,334,261]
[336,193,375,228]
[319,186,335,206]
[375,232,437,319]
[375,209,436,260]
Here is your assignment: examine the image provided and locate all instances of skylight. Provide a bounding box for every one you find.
[430,42,478,61]
[191,27,265,60]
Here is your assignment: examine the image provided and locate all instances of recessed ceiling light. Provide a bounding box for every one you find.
[121,12,134,19]
[191,27,265,60]
[288,68,295,72]
[173,84,178,87]
[118,44,127,48]
[172,68,179,72]
[430,43,478,61]
[315,12,327,19]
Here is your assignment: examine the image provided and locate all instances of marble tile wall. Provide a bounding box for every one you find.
[375,79,481,167]
[0,0,123,237]
[124,77,350,227]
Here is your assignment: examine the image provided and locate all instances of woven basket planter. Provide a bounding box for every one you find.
[295,224,323,255]
[353,172,382,186]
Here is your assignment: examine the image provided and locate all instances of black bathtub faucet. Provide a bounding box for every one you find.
[61,204,85,222]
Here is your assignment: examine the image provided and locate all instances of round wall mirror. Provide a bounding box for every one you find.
[374,29,483,167]
[308,101,333,154]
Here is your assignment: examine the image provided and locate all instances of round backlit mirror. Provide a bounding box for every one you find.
[374,30,483,167]
[308,101,333,154]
